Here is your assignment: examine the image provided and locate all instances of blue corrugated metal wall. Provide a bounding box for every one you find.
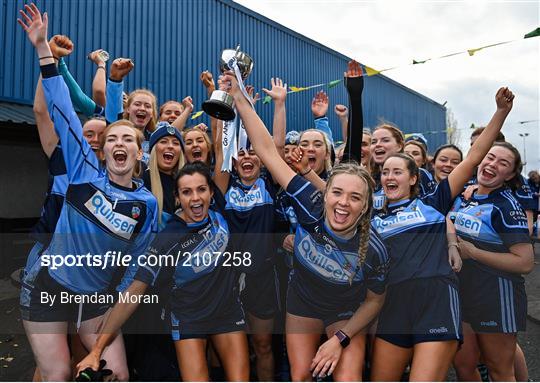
[0,0,446,150]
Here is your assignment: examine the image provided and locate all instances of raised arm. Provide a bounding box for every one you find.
[88,49,107,107]
[33,74,58,158]
[262,77,287,158]
[171,96,194,132]
[51,35,99,118]
[105,58,134,123]
[212,119,230,195]
[200,70,218,139]
[221,74,296,190]
[312,90,334,145]
[19,4,99,183]
[447,87,514,198]
[334,104,349,144]
[344,60,364,162]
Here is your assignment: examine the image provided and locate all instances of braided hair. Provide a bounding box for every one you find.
[325,161,375,284]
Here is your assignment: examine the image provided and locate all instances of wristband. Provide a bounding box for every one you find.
[447,242,459,250]
[300,168,312,177]
[335,330,350,348]
[39,55,54,60]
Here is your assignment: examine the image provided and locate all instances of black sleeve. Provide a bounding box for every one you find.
[343,76,364,162]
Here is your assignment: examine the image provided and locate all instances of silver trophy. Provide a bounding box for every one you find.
[202,46,253,121]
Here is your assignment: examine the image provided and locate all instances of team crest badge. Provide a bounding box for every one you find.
[132,206,141,219]
[167,126,175,135]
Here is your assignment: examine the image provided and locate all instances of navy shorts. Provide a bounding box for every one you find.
[240,265,280,320]
[20,266,111,323]
[170,302,246,341]
[376,276,462,348]
[460,265,526,333]
[286,282,359,328]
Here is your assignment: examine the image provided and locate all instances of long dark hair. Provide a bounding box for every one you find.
[491,142,523,191]
[382,153,420,212]
[174,161,215,198]
[433,144,463,162]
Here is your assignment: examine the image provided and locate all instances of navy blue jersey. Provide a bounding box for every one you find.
[286,175,389,310]
[224,171,276,273]
[41,73,159,294]
[145,203,240,321]
[32,145,68,238]
[142,170,176,231]
[450,187,530,282]
[275,187,298,233]
[515,175,535,211]
[373,168,436,212]
[372,179,455,285]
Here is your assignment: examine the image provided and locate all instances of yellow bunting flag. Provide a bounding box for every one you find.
[364,65,380,76]
[191,111,204,120]
[467,48,482,56]
[289,86,310,92]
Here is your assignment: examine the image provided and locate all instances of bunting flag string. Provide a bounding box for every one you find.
[188,27,539,119]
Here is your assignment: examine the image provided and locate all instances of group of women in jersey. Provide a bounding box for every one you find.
[17,4,535,382]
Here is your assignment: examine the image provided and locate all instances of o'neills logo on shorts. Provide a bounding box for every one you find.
[84,191,137,239]
[480,320,497,327]
[374,209,426,234]
[454,212,482,236]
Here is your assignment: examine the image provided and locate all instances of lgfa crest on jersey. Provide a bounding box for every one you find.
[132,206,141,219]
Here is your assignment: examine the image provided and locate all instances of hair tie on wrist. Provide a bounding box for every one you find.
[300,168,312,176]
[39,55,54,60]
[97,66,106,71]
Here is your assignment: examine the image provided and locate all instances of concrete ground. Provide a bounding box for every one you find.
[1,244,539,381]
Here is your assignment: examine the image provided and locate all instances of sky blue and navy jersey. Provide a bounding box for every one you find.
[41,71,159,295]
[142,169,176,231]
[144,201,240,321]
[373,168,436,212]
[466,175,535,212]
[286,175,389,310]
[224,171,276,274]
[450,187,530,282]
[31,145,68,239]
[372,179,455,285]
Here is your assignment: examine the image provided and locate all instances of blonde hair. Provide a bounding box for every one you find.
[299,129,332,173]
[100,119,144,177]
[124,89,158,133]
[182,127,213,166]
[148,142,185,225]
[325,161,375,284]
[159,100,184,118]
